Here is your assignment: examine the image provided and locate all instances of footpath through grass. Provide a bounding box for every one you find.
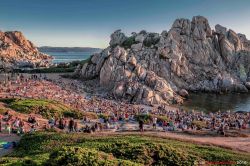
[0,132,249,166]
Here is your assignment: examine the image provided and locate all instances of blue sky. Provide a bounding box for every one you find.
[0,0,250,48]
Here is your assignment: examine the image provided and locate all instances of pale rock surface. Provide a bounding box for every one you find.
[77,16,250,106]
[0,31,52,69]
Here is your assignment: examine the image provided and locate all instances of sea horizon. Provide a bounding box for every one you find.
[42,51,96,64]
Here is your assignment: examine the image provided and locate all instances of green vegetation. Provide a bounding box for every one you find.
[1,132,249,165]
[239,64,247,80]
[192,120,207,130]
[98,113,109,121]
[15,58,90,74]
[134,114,151,124]
[143,33,160,47]
[121,36,138,49]
[0,98,97,119]
[134,114,169,124]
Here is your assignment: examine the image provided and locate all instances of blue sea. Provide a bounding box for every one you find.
[43,52,96,64]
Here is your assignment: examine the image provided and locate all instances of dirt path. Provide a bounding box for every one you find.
[151,132,250,153]
[90,131,250,153]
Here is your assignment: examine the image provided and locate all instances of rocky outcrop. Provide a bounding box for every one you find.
[77,16,250,106]
[0,31,52,69]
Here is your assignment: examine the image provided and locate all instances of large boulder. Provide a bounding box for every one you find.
[109,30,127,46]
[179,89,189,98]
[76,15,250,106]
[245,82,250,89]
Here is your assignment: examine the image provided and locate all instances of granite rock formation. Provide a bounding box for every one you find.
[77,16,250,106]
[0,31,52,69]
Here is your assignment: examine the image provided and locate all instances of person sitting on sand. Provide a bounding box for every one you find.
[3,110,10,121]
[28,115,34,123]
[83,125,91,133]
[29,125,36,133]
[48,117,55,128]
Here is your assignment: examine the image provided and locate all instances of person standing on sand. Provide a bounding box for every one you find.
[153,117,157,130]
[68,118,74,132]
[139,120,144,132]
[59,118,64,129]
[5,122,11,135]
[74,121,78,132]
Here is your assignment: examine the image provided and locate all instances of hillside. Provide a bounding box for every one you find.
[0,31,52,69]
[76,16,250,106]
[0,98,97,119]
[1,132,249,165]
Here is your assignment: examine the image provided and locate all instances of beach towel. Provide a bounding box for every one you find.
[0,141,10,149]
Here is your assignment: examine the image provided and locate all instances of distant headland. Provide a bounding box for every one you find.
[38,46,102,53]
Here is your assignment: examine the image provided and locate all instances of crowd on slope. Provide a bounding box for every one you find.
[0,73,249,136]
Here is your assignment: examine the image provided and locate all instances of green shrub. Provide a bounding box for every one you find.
[15,58,91,74]
[83,112,98,120]
[2,132,250,165]
[97,141,197,165]
[134,114,151,124]
[0,98,16,104]
[143,33,160,47]
[150,114,169,123]
[45,146,139,166]
[192,120,207,130]
[98,113,109,121]
[7,99,87,119]
[121,36,137,49]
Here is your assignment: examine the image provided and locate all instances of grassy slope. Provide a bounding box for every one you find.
[0,98,97,119]
[0,132,249,166]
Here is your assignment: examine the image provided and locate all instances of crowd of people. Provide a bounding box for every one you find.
[0,110,38,135]
[0,73,86,110]
[0,73,249,136]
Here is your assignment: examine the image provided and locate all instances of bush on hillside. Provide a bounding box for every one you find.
[192,120,207,130]
[97,141,197,165]
[2,132,250,165]
[134,114,151,124]
[45,147,139,166]
[121,36,138,49]
[4,99,91,119]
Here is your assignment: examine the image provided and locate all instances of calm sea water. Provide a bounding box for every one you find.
[43,52,94,64]
[182,93,250,113]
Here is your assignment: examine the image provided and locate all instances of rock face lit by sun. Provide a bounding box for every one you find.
[76,16,250,106]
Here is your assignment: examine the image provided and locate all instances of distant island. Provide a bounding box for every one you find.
[38,46,102,53]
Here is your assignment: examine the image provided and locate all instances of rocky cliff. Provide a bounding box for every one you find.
[0,31,52,69]
[76,16,250,106]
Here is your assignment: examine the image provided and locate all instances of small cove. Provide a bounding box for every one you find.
[182,93,250,113]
